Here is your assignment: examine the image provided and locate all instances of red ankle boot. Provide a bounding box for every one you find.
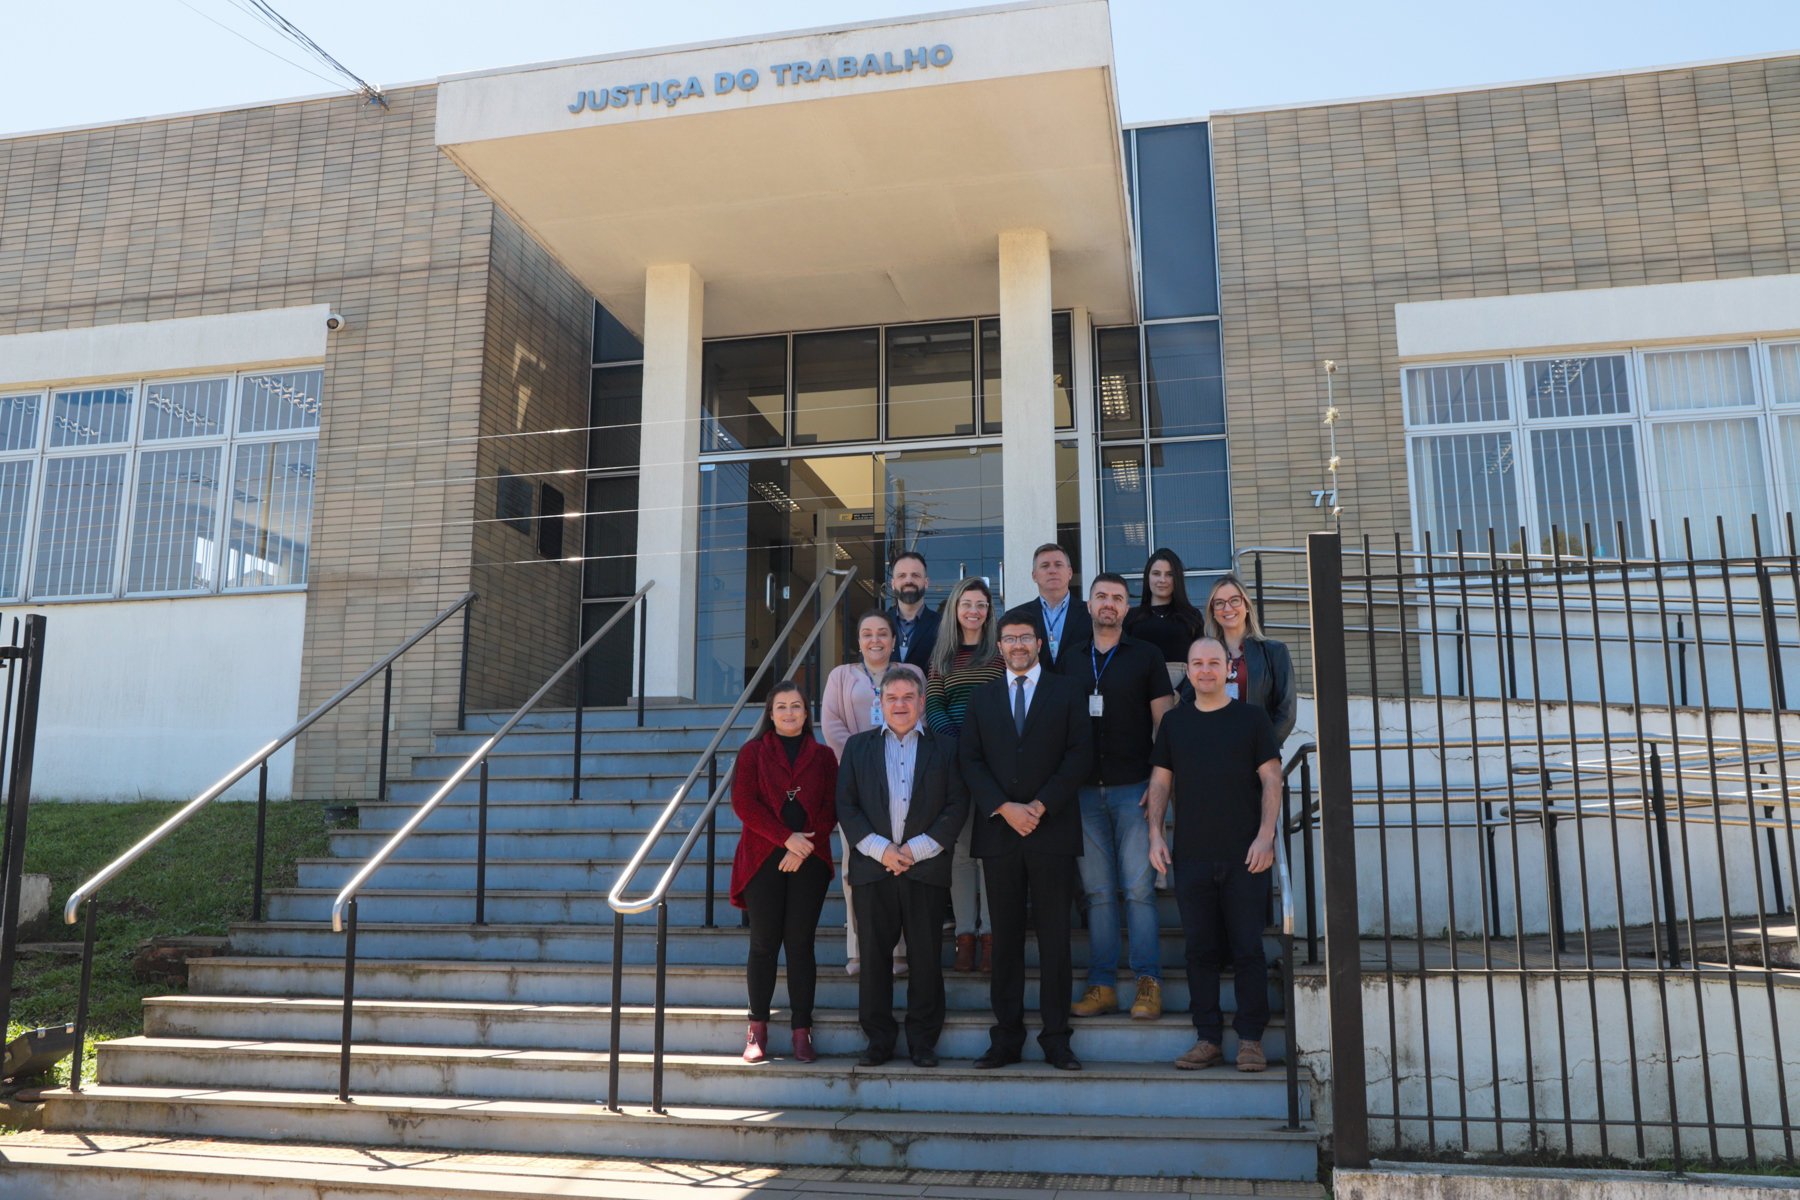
[792,1027,818,1063]
[743,1021,769,1063]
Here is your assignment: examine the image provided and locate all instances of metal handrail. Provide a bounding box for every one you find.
[1275,740,1314,1132]
[64,590,477,927]
[331,580,652,933]
[602,563,855,1115]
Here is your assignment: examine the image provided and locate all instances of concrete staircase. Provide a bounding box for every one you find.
[26,703,1317,1191]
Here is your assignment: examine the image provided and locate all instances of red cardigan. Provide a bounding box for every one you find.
[729,730,838,908]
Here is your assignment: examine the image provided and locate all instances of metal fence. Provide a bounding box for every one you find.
[1306,520,1800,1171]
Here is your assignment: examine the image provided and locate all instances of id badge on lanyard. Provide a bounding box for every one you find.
[870,700,885,728]
[1089,692,1105,717]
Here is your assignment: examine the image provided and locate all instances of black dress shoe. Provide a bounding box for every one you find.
[857,1048,892,1067]
[973,1048,1019,1070]
[910,1048,940,1068]
[1046,1051,1083,1071]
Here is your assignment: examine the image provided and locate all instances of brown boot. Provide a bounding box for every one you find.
[1129,977,1163,1021]
[1070,985,1117,1017]
[1236,1040,1268,1072]
[954,933,977,972]
[979,933,993,973]
[1175,1039,1223,1070]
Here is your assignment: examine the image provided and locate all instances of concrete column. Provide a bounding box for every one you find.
[998,229,1057,608]
[635,264,704,700]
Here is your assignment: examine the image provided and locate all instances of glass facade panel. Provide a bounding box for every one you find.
[886,322,975,440]
[1410,432,1520,555]
[794,329,878,445]
[583,474,639,599]
[50,387,134,448]
[1407,364,1509,426]
[1771,343,1800,404]
[0,461,31,598]
[225,439,315,588]
[978,313,1075,434]
[1100,445,1147,571]
[0,394,41,452]
[1524,356,1631,420]
[1643,347,1756,412]
[1149,440,1231,570]
[593,303,643,363]
[127,445,221,593]
[1529,426,1643,558]
[1135,123,1218,319]
[701,337,786,451]
[142,377,230,441]
[590,365,643,469]
[238,370,322,433]
[1652,417,1768,558]
[1096,327,1143,440]
[1056,440,1081,573]
[33,453,126,597]
[1145,320,1225,438]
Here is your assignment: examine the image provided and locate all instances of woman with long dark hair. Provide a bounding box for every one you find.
[924,577,1002,972]
[729,680,838,1064]
[1123,548,1207,686]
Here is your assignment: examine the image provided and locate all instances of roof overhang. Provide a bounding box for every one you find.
[435,0,1136,338]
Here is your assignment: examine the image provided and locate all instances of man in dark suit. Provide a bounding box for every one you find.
[957,611,1094,1070]
[836,666,970,1067]
[887,551,941,670]
[1004,543,1091,673]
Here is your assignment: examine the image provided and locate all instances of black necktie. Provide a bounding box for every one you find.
[1013,675,1028,736]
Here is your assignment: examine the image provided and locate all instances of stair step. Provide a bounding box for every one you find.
[358,795,736,828]
[431,725,756,753]
[142,995,1290,1063]
[38,1086,1319,1177]
[407,747,743,777]
[460,706,760,731]
[294,857,732,892]
[328,827,743,859]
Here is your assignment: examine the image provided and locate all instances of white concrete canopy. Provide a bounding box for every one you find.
[436,0,1136,339]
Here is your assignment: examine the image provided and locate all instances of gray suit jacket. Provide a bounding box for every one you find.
[834,725,969,889]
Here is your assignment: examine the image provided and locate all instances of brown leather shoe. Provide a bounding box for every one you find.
[1175,1039,1223,1070]
[1236,1040,1268,1072]
[954,934,976,971]
[1130,976,1162,1021]
[979,933,993,973]
[1070,985,1117,1017]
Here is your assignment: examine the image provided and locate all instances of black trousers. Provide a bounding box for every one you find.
[981,850,1076,1058]
[854,873,950,1057]
[1174,858,1271,1044]
[742,850,831,1028]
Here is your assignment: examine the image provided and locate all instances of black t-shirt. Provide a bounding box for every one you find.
[1125,604,1203,662]
[1150,698,1281,862]
[1063,634,1174,786]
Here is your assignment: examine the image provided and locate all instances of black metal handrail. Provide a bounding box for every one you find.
[59,591,476,1090]
[0,615,48,1051]
[330,580,652,1102]
[1275,740,1313,1131]
[603,563,857,1114]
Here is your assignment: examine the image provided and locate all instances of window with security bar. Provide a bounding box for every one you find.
[0,369,321,601]
[1404,343,1800,561]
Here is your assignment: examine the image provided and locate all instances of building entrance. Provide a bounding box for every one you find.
[694,447,1003,704]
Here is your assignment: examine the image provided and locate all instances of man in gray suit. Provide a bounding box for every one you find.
[835,666,970,1067]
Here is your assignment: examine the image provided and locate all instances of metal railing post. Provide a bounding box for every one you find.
[476,758,490,925]
[377,664,393,803]
[338,897,358,1102]
[1283,927,1300,1130]
[1301,756,1317,965]
[653,899,668,1114]
[704,755,718,929]
[252,762,269,922]
[1307,531,1369,1168]
[607,910,625,1111]
[1650,745,1682,968]
[1255,551,1266,631]
[0,615,46,1042]
[572,634,585,801]
[637,599,648,728]
[68,899,96,1092]
[458,598,474,732]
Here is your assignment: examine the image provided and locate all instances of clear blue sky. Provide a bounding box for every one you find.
[3,0,1797,137]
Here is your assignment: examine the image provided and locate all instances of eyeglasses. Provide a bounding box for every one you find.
[1212,596,1247,611]
[998,634,1038,647]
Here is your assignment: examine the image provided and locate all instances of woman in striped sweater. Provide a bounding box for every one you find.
[925,577,1003,971]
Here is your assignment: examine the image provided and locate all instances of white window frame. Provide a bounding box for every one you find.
[1403,340,1800,560]
[0,367,322,603]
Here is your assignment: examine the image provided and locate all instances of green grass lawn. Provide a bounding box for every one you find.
[3,798,335,1088]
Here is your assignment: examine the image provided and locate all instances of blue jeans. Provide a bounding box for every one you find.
[1173,859,1271,1044]
[1076,782,1162,988]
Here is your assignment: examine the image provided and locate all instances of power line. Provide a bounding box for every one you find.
[188,0,387,107]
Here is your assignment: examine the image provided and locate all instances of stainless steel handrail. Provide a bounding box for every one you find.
[1277,742,1313,938]
[63,590,478,926]
[330,580,653,932]
[605,565,854,917]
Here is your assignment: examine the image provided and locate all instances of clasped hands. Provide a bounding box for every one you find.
[778,830,814,872]
[999,799,1047,837]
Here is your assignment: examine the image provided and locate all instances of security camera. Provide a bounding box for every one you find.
[325,312,347,332]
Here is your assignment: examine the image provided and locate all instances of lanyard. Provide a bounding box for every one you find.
[1041,596,1068,649]
[1089,641,1119,693]
[896,617,914,659]
[861,661,886,726]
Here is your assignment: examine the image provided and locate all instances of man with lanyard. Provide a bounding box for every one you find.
[1064,574,1177,1020]
[1023,543,1090,674]
[887,551,940,671]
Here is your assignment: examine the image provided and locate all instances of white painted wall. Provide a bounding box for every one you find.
[0,305,332,388]
[11,592,306,801]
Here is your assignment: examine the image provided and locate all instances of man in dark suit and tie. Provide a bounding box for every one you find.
[1002,543,1091,674]
[836,666,970,1067]
[957,611,1094,1070]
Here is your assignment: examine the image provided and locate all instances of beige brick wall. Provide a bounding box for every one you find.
[0,85,592,799]
[1211,54,1800,559]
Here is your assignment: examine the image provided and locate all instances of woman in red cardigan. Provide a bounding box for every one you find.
[730,680,838,1064]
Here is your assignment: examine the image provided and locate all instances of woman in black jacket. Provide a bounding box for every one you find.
[1122,548,1207,688]
[1200,573,1296,745]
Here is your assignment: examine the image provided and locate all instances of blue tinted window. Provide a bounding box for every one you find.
[1100,446,1148,571]
[590,366,642,469]
[1145,321,1224,438]
[1150,440,1231,570]
[1135,124,1218,319]
[593,304,643,363]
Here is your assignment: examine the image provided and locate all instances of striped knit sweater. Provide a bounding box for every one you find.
[925,644,1005,739]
